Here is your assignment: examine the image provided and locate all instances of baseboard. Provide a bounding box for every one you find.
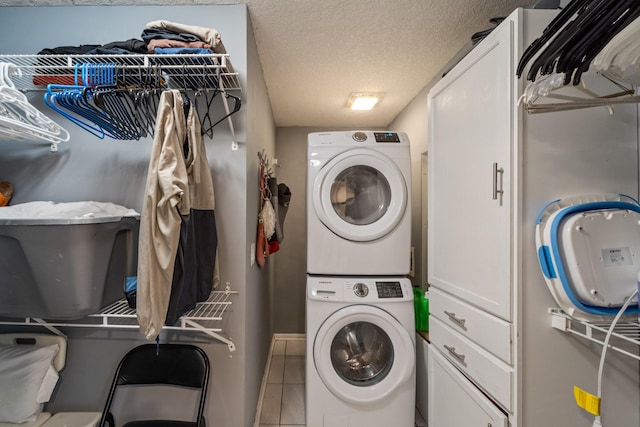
[272,332,306,340]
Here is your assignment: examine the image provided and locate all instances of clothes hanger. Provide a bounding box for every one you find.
[136,88,160,137]
[196,88,220,138]
[199,92,241,137]
[593,14,640,76]
[44,85,107,139]
[524,0,640,86]
[93,88,142,140]
[44,61,150,141]
[0,62,70,148]
[517,0,592,78]
[519,72,637,114]
[556,0,640,85]
[525,0,609,81]
[123,88,153,138]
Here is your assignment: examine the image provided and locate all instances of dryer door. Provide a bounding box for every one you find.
[313,304,415,405]
[313,149,407,241]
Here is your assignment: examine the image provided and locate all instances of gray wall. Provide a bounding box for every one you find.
[243,10,276,423]
[0,5,273,427]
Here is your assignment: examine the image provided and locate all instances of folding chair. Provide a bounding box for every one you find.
[98,344,209,427]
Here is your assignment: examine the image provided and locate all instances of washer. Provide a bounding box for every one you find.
[307,131,411,275]
[305,275,415,427]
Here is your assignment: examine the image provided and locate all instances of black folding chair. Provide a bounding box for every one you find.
[98,344,210,427]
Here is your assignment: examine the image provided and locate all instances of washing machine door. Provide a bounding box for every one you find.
[313,304,415,405]
[313,149,407,241]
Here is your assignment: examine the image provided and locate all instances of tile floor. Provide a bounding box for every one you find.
[258,337,306,426]
[256,336,426,427]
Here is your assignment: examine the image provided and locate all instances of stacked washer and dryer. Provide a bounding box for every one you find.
[305,131,416,427]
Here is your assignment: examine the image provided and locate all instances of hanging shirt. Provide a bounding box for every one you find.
[137,89,218,340]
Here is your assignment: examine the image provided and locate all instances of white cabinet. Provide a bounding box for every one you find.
[427,7,640,427]
[428,347,508,427]
[428,18,513,321]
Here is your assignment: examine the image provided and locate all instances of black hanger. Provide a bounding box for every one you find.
[93,87,142,140]
[196,88,221,139]
[554,0,640,84]
[180,91,192,158]
[199,92,242,137]
[524,0,607,81]
[517,0,592,78]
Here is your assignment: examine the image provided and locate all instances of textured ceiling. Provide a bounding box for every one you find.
[246,0,537,127]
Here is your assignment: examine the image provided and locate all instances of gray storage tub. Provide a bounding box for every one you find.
[0,202,140,320]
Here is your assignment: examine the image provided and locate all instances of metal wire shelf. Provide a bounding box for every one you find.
[0,289,238,352]
[0,53,240,92]
[549,308,640,361]
[0,53,242,149]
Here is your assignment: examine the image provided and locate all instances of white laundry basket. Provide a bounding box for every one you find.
[535,193,640,320]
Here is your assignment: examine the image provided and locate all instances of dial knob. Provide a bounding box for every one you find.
[352,132,367,142]
[353,282,369,297]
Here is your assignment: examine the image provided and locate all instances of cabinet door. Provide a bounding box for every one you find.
[415,333,429,422]
[427,17,514,321]
[430,316,513,411]
[428,346,508,427]
[430,287,512,364]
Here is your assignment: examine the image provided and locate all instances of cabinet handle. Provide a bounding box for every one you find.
[444,310,466,328]
[492,162,504,201]
[444,345,466,363]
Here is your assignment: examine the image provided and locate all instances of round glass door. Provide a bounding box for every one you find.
[330,166,392,226]
[313,305,414,404]
[330,321,394,387]
[313,149,407,242]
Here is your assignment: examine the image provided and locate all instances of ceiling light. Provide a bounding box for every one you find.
[347,92,383,110]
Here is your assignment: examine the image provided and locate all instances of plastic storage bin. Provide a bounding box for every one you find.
[0,202,139,319]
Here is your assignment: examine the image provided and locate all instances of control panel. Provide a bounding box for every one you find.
[308,276,411,302]
[375,281,404,298]
[373,132,401,143]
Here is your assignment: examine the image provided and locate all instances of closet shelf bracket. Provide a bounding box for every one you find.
[549,308,640,361]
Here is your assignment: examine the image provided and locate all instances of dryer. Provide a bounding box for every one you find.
[305,275,416,427]
[307,131,411,275]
